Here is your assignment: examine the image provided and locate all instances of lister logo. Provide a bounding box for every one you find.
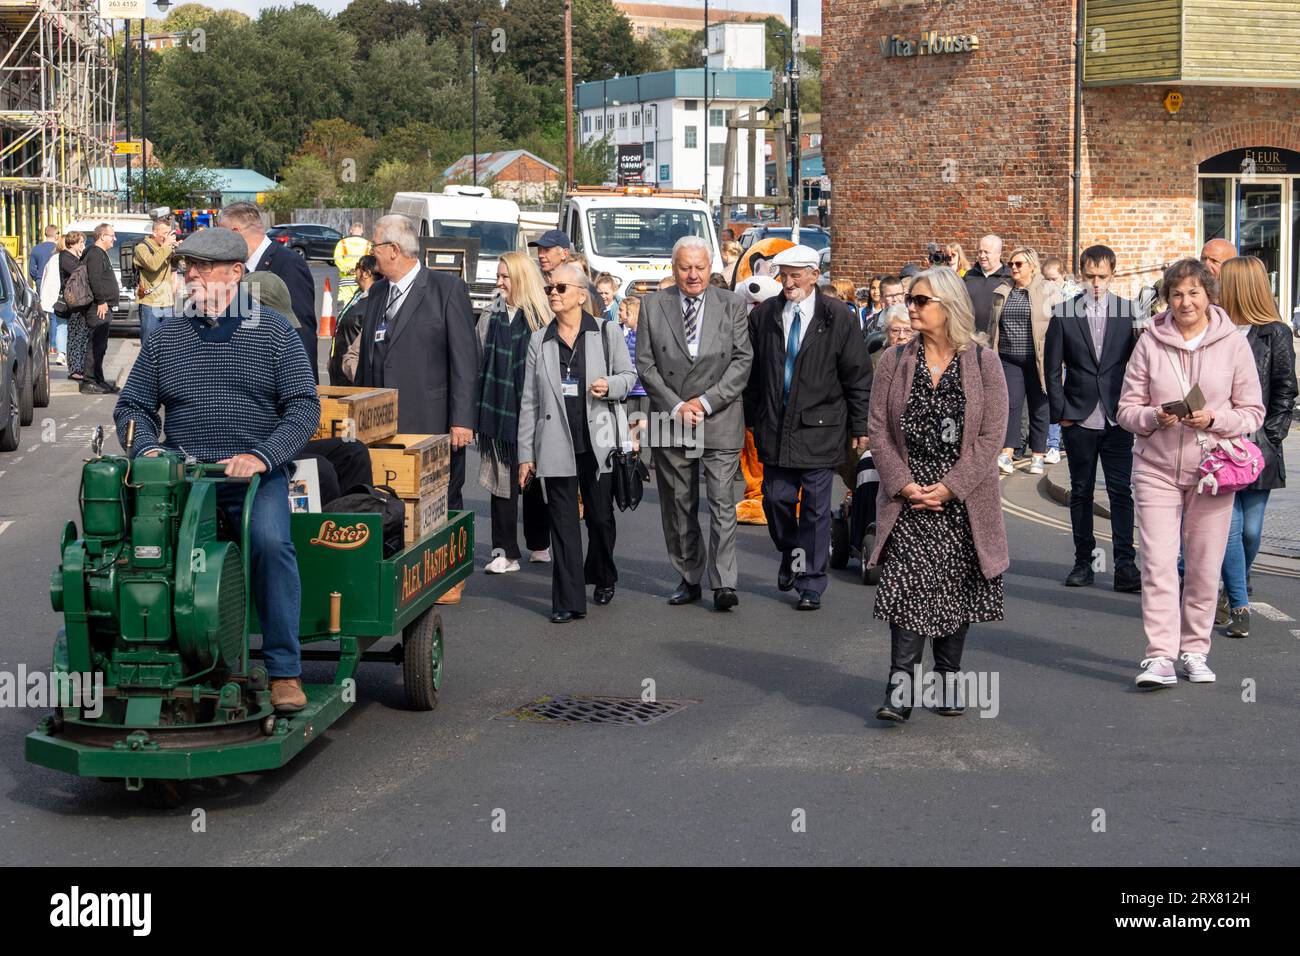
[49,886,151,936]
[880,31,979,57]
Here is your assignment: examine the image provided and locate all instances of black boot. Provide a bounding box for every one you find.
[876,625,926,722]
[932,625,968,716]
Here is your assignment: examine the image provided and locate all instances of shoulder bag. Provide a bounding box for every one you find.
[1162,344,1262,495]
[599,322,648,511]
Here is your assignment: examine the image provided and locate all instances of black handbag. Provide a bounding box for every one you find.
[322,483,406,557]
[598,321,648,511]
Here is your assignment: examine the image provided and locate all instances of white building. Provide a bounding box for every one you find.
[575,24,773,206]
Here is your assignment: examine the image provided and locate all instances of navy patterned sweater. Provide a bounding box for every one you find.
[114,304,320,472]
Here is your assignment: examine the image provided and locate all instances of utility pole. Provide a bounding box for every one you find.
[789,0,800,244]
[472,21,483,186]
[564,0,574,188]
[124,21,132,209]
[140,17,147,212]
[703,0,709,206]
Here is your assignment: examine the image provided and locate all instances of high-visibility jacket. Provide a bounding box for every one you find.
[333,235,371,274]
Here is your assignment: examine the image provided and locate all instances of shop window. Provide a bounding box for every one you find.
[1200,178,1227,242]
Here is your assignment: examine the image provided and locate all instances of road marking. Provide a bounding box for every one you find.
[69,413,79,420]
[1250,602,1294,622]
[0,521,11,537]
[11,456,21,463]
[26,444,38,452]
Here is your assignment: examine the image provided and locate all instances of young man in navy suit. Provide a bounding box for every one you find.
[1044,244,1140,593]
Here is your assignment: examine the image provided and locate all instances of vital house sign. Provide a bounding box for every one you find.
[880,31,979,57]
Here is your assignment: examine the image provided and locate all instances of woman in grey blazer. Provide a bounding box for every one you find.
[518,264,637,623]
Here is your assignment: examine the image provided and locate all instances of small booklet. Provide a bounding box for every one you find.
[1161,383,1205,419]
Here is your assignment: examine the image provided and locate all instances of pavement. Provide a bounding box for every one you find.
[2,374,1299,866]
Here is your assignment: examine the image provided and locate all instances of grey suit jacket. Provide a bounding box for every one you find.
[635,285,752,450]
[517,318,637,478]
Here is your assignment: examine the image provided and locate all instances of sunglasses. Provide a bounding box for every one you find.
[905,294,938,308]
[544,283,572,295]
[1009,260,1029,269]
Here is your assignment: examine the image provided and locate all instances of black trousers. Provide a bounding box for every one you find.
[1060,422,1136,568]
[886,623,968,707]
[1000,352,1048,452]
[763,464,835,595]
[449,446,466,511]
[543,450,617,614]
[302,437,374,505]
[88,319,110,383]
[491,478,549,559]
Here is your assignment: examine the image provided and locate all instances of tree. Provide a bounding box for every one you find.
[369,158,440,207]
[337,0,423,57]
[490,67,542,141]
[296,119,376,184]
[642,27,704,71]
[501,0,650,84]
[164,3,250,32]
[266,155,337,215]
[352,33,459,136]
[127,166,222,209]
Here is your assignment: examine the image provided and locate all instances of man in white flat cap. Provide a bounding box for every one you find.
[743,245,872,611]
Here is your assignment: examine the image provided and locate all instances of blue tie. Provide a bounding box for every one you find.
[782,305,801,406]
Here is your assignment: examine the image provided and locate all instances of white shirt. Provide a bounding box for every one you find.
[781,293,816,352]
[382,261,420,319]
[679,290,705,360]
[1081,293,1112,429]
[1184,329,1208,351]
[245,235,272,273]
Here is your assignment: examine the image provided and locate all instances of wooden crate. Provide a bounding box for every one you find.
[313,386,399,445]
[403,486,449,545]
[369,434,452,498]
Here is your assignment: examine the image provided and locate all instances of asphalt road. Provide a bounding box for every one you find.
[1,385,1298,866]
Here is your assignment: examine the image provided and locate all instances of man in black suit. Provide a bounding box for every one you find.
[1044,244,1140,592]
[219,202,319,380]
[352,213,480,603]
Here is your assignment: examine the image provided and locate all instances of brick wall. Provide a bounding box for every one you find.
[1080,86,1300,296]
[823,0,1079,281]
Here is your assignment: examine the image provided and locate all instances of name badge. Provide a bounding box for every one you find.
[374,322,387,343]
[561,376,579,398]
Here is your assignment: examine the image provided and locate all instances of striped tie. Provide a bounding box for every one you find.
[683,296,699,344]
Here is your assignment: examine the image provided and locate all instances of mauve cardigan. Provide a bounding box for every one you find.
[867,339,1012,580]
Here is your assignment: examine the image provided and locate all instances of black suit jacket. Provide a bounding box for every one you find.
[744,291,872,469]
[254,241,318,380]
[354,266,480,434]
[1044,291,1136,425]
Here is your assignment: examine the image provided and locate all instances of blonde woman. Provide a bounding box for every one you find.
[478,251,554,572]
[946,243,972,276]
[990,246,1056,474]
[868,266,1009,720]
[1215,256,1297,637]
[721,239,743,284]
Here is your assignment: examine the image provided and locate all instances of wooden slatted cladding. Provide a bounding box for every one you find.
[1084,0,1182,85]
[1182,0,1300,84]
[1085,0,1300,86]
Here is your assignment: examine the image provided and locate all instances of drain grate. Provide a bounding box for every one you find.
[497,695,693,726]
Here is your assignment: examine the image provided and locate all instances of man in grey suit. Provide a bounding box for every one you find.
[636,236,753,611]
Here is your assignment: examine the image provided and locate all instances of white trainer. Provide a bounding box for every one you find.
[997,453,1015,475]
[484,555,520,574]
[1028,454,1045,475]
[1136,656,1177,688]
[1180,652,1216,683]
[529,548,551,563]
[1045,448,1061,464]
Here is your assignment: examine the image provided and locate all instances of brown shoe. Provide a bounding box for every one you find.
[270,677,307,713]
[435,580,466,605]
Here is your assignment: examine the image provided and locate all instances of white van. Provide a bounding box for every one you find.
[558,186,721,297]
[390,186,522,313]
[66,214,163,334]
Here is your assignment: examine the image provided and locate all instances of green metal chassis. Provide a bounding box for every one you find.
[25,509,473,781]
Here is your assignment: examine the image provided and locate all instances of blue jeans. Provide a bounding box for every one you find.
[216,468,302,678]
[139,305,173,347]
[49,312,67,354]
[1047,423,1061,452]
[1221,489,1270,610]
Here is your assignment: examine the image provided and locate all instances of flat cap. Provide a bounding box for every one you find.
[175,226,247,263]
[769,244,821,270]
[528,229,572,250]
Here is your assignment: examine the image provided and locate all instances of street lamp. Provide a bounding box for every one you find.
[471,20,484,186]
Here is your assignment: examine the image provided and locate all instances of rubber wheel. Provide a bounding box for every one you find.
[402,608,443,711]
[861,525,880,585]
[17,360,33,426]
[829,513,849,570]
[0,375,20,452]
[141,779,190,810]
[293,245,307,258]
[34,346,50,408]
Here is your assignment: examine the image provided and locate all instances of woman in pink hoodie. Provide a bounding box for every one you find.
[1117,259,1264,688]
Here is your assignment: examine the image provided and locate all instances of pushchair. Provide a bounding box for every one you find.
[829,449,881,584]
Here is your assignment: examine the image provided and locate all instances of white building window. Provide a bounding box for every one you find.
[644,141,655,161]
[709,143,725,167]
[646,105,657,126]
[684,99,698,111]
[684,126,697,149]
[619,112,627,129]
[709,108,728,127]
[632,110,640,127]
[595,115,603,132]
[582,114,591,134]
[607,113,614,130]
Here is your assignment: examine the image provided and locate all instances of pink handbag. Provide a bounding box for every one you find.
[1163,345,1264,495]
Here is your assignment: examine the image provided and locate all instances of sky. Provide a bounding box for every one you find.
[197,0,822,35]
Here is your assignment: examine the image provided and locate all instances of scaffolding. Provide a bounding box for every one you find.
[0,0,118,266]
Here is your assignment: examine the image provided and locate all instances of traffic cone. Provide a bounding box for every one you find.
[318,278,335,338]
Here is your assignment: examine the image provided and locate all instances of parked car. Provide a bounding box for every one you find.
[0,246,50,451]
[267,223,345,260]
[739,224,831,254]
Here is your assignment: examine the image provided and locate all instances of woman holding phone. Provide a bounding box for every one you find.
[517,263,637,623]
[1117,258,1264,688]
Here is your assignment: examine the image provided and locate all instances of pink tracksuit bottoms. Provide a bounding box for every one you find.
[1133,466,1235,660]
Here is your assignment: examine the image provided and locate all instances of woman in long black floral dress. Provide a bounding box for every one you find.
[866,267,1010,722]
